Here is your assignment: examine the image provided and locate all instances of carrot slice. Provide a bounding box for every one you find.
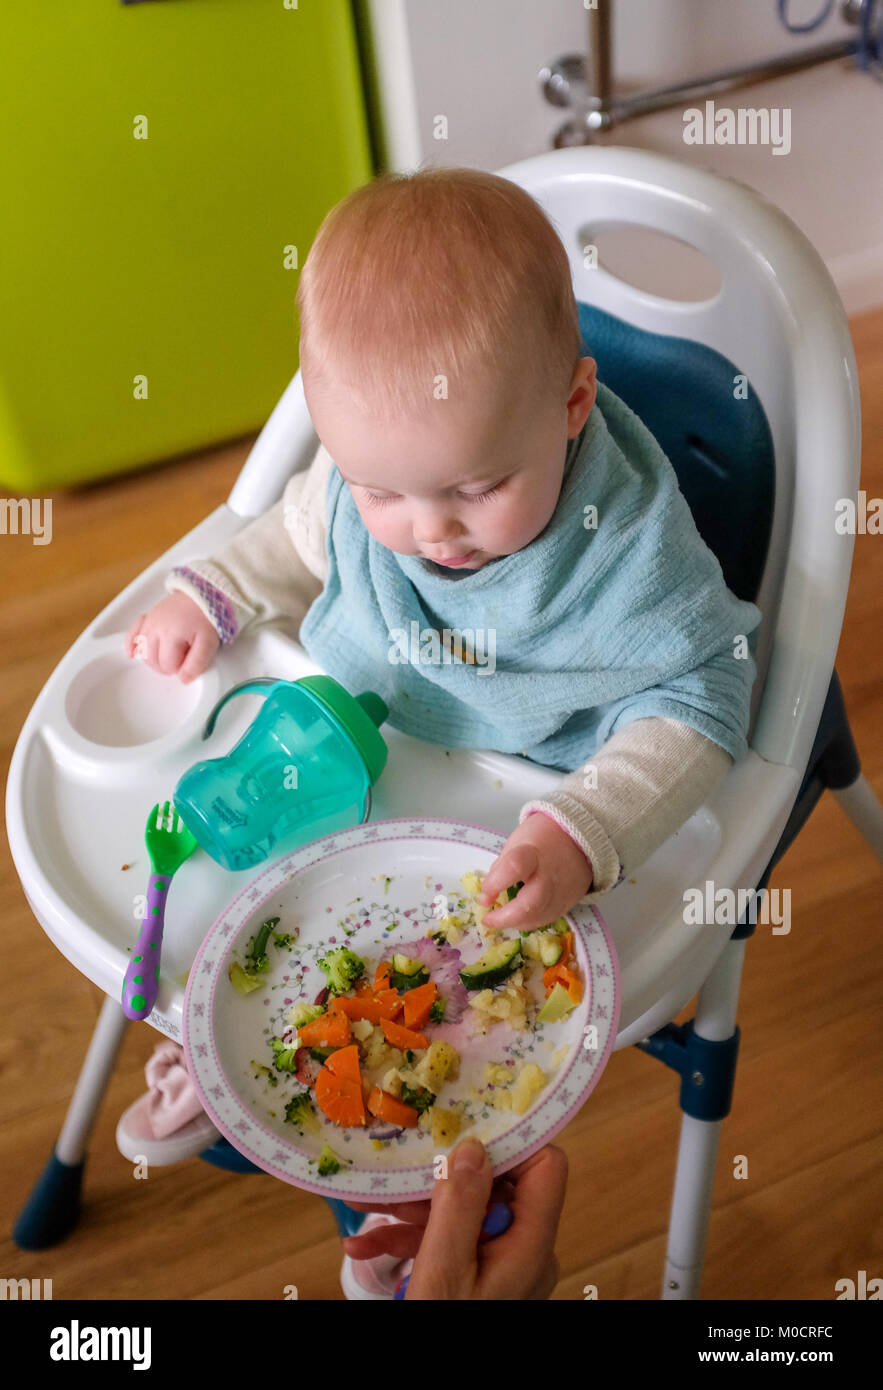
[367,1086,419,1129]
[373,960,392,992]
[324,1043,362,1084]
[373,988,404,1020]
[297,1011,352,1048]
[329,990,403,1023]
[315,1067,366,1126]
[559,932,574,967]
[380,1018,430,1051]
[543,962,582,1004]
[402,980,438,1031]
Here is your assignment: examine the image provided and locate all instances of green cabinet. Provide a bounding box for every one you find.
[0,1,374,490]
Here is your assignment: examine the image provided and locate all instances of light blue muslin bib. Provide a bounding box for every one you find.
[299,381,762,773]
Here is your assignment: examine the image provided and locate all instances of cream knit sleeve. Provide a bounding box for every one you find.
[518,717,733,901]
[164,444,333,643]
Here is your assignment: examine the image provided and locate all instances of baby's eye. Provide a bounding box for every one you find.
[363,490,399,508]
[459,482,504,503]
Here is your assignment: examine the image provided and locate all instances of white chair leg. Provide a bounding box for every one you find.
[831,774,883,863]
[661,936,747,1300]
[57,992,130,1163]
[14,993,130,1248]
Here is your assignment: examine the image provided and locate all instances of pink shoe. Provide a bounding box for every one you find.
[116,1041,220,1165]
[340,1214,415,1300]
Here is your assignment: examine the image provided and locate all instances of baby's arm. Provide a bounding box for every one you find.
[518,717,731,897]
[480,718,731,929]
[127,445,332,681]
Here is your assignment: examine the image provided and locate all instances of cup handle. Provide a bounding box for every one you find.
[200,678,288,741]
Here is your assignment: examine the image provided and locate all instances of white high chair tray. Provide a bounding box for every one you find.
[6,521,802,1054]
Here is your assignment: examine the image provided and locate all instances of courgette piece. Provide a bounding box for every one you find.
[390,953,430,992]
[536,982,576,1023]
[459,939,523,990]
[506,881,525,901]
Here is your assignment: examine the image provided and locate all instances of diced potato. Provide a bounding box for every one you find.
[381,1067,404,1098]
[414,1040,460,1093]
[490,1090,512,1111]
[484,1063,514,1085]
[511,1062,547,1115]
[430,1106,462,1147]
[351,1018,374,1042]
[460,871,483,895]
[469,983,531,1030]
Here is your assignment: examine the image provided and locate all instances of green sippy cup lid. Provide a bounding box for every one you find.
[296,676,389,784]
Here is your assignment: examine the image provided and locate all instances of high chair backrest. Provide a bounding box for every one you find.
[227,146,861,784]
[494,148,861,784]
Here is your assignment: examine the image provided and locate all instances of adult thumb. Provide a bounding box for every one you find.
[407,1138,493,1299]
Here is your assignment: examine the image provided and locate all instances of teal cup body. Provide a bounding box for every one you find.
[173,681,372,871]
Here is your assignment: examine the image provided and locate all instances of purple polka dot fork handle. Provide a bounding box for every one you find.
[121,876,170,1020]
[121,801,199,1022]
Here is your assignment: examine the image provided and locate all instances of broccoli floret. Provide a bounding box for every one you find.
[317,1142,341,1177]
[284,1091,315,1128]
[273,932,295,950]
[400,1083,436,1114]
[429,998,446,1023]
[245,916,281,975]
[289,1000,324,1028]
[251,1060,278,1087]
[317,945,366,995]
[270,1037,300,1073]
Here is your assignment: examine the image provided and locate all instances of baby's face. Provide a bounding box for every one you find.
[304,358,595,571]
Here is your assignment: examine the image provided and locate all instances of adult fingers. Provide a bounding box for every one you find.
[406,1138,493,1299]
[342,1222,424,1261]
[477,1146,568,1298]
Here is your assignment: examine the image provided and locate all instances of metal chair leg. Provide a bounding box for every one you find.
[832,773,883,863]
[14,994,129,1249]
[637,935,747,1299]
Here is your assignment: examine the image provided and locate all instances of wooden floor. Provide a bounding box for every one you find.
[1,312,881,1302]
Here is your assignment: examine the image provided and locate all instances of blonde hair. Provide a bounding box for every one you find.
[296,165,582,420]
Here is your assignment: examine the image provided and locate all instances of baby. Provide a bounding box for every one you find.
[126,166,762,932]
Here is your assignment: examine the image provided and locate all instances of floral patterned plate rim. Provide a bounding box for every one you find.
[183,815,621,1202]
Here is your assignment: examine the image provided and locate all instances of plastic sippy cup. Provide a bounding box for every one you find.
[173,676,388,871]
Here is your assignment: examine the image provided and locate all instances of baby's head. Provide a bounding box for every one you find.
[297,166,596,571]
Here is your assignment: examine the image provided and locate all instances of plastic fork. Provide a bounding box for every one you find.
[121,800,199,1021]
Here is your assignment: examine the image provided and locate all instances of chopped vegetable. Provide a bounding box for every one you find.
[373,960,392,992]
[400,1082,436,1114]
[315,1066,366,1127]
[297,1010,352,1048]
[250,1060,278,1086]
[429,998,446,1024]
[367,1086,419,1128]
[284,1090,320,1133]
[317,1142,342,1175]
[542,961,582,1004]
[380,1018,430,1051]
[269,1037,300,1073]
[289,1000,325,1028]
[430,1106,462,1147]
[389,953,431,993]
[460,939,523,990]
[245,916,280,974]
[536,981,576,1023]
[330,990,403,1024]
[402,980,438,1031]
[317,945,366,996]
[228,961,263,996]
[323,1042,362,1083]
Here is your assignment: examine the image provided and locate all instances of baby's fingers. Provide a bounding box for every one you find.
[342,1223,423,1262]
[178,627,219,684]
[484,872,554,932]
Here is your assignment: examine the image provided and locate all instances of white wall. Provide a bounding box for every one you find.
[377,0,883,314]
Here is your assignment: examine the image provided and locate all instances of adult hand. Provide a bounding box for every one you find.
[478,811,593,932]
[343,1137,568,1299]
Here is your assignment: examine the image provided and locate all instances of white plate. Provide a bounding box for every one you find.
[183,816,621,1202]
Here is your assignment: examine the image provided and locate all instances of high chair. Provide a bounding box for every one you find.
[8,146,880,1299]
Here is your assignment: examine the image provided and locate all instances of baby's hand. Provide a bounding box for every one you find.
[125,592,220,685]
[478,812,593,932]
